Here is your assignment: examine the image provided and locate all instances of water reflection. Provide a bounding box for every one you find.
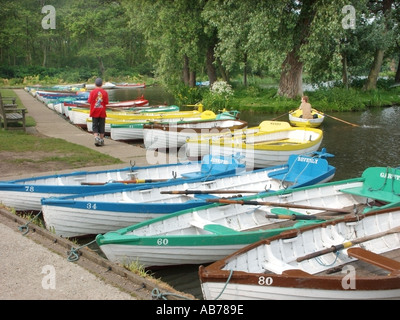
[239,107,400,181]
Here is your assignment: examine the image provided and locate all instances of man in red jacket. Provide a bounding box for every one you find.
[88,78,109,146]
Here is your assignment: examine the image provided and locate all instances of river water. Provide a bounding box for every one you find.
[109,86,400,299]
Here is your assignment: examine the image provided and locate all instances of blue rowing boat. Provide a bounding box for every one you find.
[41,149,336,238]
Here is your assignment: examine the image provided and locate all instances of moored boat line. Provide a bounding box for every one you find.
[95,166,400,271]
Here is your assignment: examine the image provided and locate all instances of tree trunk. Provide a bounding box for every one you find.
[217,58,229,83]
[183,55,190,85]
[243,53,248,87]
[364,0,392,90]
[395,53,400,83]
[363,49,385,91]
[189,71,196,88]
[342,52,349,89]
[42,46,47,67]
[98,57,105,78]
[206,45,217,87]
[277,0,317,98]
[277,50,304,98]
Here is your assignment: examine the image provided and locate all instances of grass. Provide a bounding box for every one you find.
[230,84,400,113]
[0,89,122,169]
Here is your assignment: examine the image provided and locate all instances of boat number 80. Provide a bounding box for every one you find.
[258,276,273,286]
[157,238,168,246]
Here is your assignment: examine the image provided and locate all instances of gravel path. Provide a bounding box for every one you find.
[0,222,136,300]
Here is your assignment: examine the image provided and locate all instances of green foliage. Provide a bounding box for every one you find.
[169,84,207,107]
[201,81,234,111]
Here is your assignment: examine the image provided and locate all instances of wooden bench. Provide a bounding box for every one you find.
[0,93,27,132]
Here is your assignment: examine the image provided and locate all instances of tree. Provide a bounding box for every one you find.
[363,0,395,90]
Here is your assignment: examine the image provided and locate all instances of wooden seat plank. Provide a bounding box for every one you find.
[347,247,400,273]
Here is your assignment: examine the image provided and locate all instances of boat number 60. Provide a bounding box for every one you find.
[157,238,168,246]
[258,276,273,286]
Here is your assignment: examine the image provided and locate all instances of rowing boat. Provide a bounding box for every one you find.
[289,108,325,127]
[95,166,400,268]
[143,118,248,150]
[42,151,335,238]
[185,126,323,169]
[183,120,291,161]
[0,154,242,212]
[199,205,400,300]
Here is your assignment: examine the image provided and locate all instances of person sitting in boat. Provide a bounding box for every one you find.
[298,96,317,119]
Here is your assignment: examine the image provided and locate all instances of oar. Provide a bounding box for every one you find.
[296,225,400,262]
[81,178,171,185]
[271,111,290,121]
[324,113,360,127]
[205,198,352,213]
[265,214,323,221]
[160,190,262,195]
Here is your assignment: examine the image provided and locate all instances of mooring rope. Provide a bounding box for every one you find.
[67,239,96,262]
[213,269,234,300]
[18,211,42,235]
[151,288,194,300]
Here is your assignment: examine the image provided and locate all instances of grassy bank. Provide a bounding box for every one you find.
[230,81,400,114]
[0,89,122,170]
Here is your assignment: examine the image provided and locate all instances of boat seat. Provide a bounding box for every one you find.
[340,167,400,203]
[347,247,400,273]
[340,187,400,203]
[268,154,330,184]
[190,215,239,235]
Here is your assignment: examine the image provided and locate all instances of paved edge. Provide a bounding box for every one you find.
[0,208,196,301]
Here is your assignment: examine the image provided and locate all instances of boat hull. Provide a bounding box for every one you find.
[289,109,324,127]
[96,166,400,268]
[199,207,400,300]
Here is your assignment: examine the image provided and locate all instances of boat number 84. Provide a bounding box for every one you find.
[258,276,273,286]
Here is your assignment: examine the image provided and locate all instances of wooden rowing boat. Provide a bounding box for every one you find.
[0,154,242,212]
[289,108,325,127]
[143,118,248,150]
[199,205,400,300]
[185,126,323,169]
[95,166,400,268]
[183,120,291,161]
[42,151,335,238]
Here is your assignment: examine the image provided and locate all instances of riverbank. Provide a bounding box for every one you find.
[0,89,195,300]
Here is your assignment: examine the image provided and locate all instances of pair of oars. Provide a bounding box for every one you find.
[205,198,353,213]
[271,110,360,127]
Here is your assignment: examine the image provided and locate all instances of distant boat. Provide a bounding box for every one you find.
[289,108,325,127]
[113,83,146,89]
[85,82,116,90]
[96,166,400,269]
[199,205,400,300]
